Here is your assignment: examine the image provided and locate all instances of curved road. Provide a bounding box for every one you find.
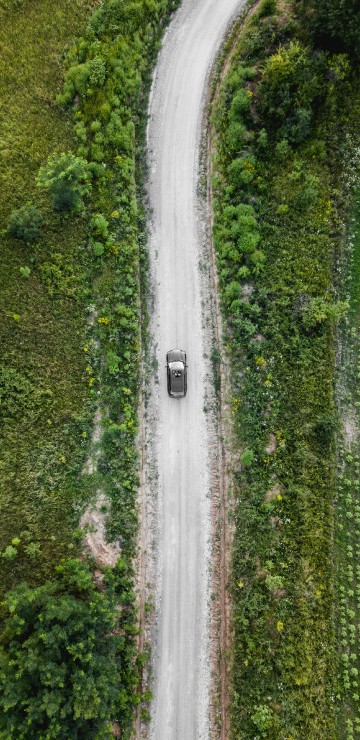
[146,0,245,737]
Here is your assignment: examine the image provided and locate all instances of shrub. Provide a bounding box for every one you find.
[92,241,105,256]
[314,412,337,444]
[24,542,41,560]
[230,88,252,119]
[257,128,268,149]
[226,121,247,154]
[258,0,277,18]
[91,213,109,238]
[259,41,323,140]
[36,152,91,212]
[284,106,312,144]
[7,203,42,242]
[275,138,291,159]
[19,266,30,278]
[241,448,255,466]
[251,703,275,734]
[301,296,349,328]
[57,59,106,105]
[88,57,106,86]
[227,156,256,188]
[2,546,18,561]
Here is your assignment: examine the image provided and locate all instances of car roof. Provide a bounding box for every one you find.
[170,368,184,391]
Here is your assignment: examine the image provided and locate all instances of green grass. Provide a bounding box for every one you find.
[348,190,360,317]
[210,0,360,736]
[0,0,97,596]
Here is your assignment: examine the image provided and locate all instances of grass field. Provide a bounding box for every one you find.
[0,0,97,594]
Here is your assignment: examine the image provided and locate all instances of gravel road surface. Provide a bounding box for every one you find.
[146,1,245,737]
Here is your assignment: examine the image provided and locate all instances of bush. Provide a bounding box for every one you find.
[88,57,106,86]
[301,296,349,328]
[19,266,30,278]
[7,203,42,242]
[2,545,18,561]
[36,152,91,212]
[259,41,323,140]
[314,413,337,444]
[91,212,109,238]
[241,448,255,466]
[258,0,277,18]
[251,703,275,733]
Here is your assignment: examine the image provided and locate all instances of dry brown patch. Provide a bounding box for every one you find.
[255,557,266,580]
[264,484,282,503]
[241,283,254,302]
[344,408,358,447]
[80,407,121,567]
[265,433,277,454]
[80,493,120,567]
[270,515,281,528]
[273,588,286,599]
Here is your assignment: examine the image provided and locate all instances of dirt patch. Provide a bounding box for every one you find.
[270,515,281,528]
[265,433,277,454]
[344,408,358,448]
[241,282,254,302]
[264,484,282,503]
[83,406,101,475]
[80,493,120,567]
[81,406,120,567]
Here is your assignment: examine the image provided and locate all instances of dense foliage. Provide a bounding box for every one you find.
[296,0,360,59]
[0,558,138,738]
[211,0,360,736]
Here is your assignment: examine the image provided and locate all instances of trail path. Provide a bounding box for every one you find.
[146,1,245,736]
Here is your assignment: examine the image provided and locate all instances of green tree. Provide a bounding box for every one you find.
[0,559,129,739]
[259,42,324,142]
[36,152,91,212]
[301,296,349,329]
[296,0,360,58]
[7,203,42,242]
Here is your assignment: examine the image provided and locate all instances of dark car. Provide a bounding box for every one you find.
[166,349,187,398]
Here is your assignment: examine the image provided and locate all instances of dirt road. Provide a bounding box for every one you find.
[146,1,245,737]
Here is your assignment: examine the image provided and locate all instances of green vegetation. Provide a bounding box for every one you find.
[211,0,360,736]
[0,558,137,738]
[55,0,180,560]
[7,204,43,242]
[334,181,360,739]
[0,0,96,604]
[36,152,92,213]
[0,0,178,734]
[296,0,360,59]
